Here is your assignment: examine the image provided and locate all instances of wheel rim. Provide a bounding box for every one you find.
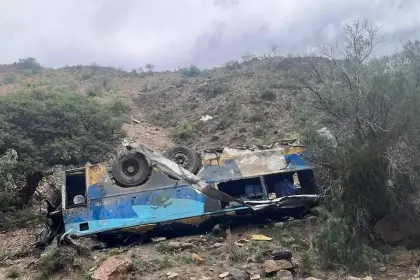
[122,158,140,176]
[171,152,191,169]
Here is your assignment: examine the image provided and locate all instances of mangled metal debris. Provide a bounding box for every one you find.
[37,141,320,247]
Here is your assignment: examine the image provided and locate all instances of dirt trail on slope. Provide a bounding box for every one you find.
[122,113,174,153]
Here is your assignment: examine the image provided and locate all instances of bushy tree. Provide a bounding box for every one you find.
[296,19,420,269]
[145,63,155,74]
[0,90,126,206]
[180,65,201,77]
[15,57,43,74]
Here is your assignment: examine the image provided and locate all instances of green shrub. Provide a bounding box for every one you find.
[35,246,78,280]
[197,79,230,99]
[224,60,241,70]
[80,68,93,79]
[260,89,277,101]
[181,65,201,77]
[315,217,382,271]
[0,90,126,205]
[172,122,197,143]
[2,73,18,84]
[131,255,173,276]
[6,266,20,279]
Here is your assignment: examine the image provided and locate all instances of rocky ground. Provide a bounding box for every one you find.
[0,209,418,280]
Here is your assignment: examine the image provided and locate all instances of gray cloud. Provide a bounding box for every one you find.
[0,0,419,70]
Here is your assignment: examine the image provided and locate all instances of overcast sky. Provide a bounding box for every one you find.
[1,0,419,70]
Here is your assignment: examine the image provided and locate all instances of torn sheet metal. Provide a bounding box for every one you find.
[219,147,288,177]
[129,143,247,206]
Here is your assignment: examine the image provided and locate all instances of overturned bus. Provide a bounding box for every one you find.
[39,141,319,245]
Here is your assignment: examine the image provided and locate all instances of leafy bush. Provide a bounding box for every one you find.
[171,122,196,143]
[2,73,18,84]
[197,79,230,99]
[180,65,201,77]
[0,90,126,205]
[315,217,382,271]
[35,246,79,280]
[6,267,20,279]
[80,68,93,80]
[260,89,277,101]
[145,63,155,74]
[224,60,241,70]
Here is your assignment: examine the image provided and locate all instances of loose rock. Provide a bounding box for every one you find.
[229,267,250,280]
[274,222,284,228]
[345,277,362,280]
[264,260,279,273]
[213,242,223,248]
[181,242,195,249]
[305,278,321,280]
[389,246,413,266]
[91,256,132,280]
[276,270,292,280]
[281,236,295,244]
[250,274,261,280]
[168,241,181,250]
[264,260,293,273]
[373,215,405,245]
[167,272,180,279]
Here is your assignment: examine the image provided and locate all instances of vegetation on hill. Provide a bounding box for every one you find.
[295,19,420,270]
[0,89,127,209]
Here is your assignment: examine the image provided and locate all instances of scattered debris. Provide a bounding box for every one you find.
[200,115,213,122]
[91,256,132,280]
[167,272,180,279]
[152,237,167,242]
[219,272,229,278]
[131,118,141,124]
[192,253,205,264]
[271,250,293,261]
[251,234,272,241]
[379,266,386,272]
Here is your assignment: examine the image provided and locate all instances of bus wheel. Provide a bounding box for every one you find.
[112,151,151,187]
[163,145,202,174]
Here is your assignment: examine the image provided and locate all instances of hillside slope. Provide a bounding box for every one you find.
[0,56,316,151]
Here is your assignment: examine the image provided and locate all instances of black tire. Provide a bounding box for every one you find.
[112,152,151,187]
[163,146,202,174]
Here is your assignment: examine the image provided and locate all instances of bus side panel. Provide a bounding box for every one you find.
[63,185,206,236]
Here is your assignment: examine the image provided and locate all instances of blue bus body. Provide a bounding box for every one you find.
[61,144,318,237]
